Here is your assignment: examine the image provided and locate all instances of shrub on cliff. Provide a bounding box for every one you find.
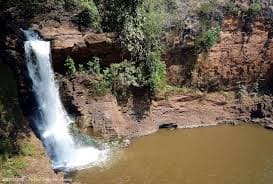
[249,0,262,15]
[113,0,168,94]
[149,52,167,92]
[94,0,144,32]
[86,56,101,75]
[64,56,76,75]
[71,0,101,30]
[88,78,110,97]
[71,57,145,98]
[82,58,143,98]
[82,57,110,97]
[195,0,222,53]
[104,60,143,89]
[195,26,221,53]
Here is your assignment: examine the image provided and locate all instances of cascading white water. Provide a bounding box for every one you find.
[23,30,107,171]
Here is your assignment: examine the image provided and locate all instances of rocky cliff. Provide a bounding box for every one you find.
[166,16,273,91]
[1,1,272,183]
[28,15,273,93]
[37,16,273,138]
[1,7,273,140]
[60,73,238,138]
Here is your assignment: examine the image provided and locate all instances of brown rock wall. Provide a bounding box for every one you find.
[60,73,238,138]
[166,17,273,90]
[32,21,125,72]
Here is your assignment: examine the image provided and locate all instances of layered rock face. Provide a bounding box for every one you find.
[166,17,273,91]
[53,16,273,138]
[60,73,237,138]
[34,16,273,92]
[2,11,273,139]
[31,21,125,72]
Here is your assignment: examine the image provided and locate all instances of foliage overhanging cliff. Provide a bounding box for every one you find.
[2,0,273,96]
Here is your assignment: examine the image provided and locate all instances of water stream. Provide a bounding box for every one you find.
[23,30,107,171]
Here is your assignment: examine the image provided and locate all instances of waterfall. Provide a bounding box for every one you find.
[23,30,107,171]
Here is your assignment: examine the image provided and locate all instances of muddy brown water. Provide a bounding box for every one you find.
[73,124,273,184]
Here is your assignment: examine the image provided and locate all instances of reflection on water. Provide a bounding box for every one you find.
[74,124,273,184]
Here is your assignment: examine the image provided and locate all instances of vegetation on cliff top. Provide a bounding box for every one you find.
[61,0,171,96]
[59,0,268,97]
[2,0,269,96]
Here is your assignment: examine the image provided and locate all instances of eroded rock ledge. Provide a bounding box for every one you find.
[30,16,273,92]
[59,73,273,139]
[30,21,125,73]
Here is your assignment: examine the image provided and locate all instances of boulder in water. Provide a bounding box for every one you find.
[159,123,178,130]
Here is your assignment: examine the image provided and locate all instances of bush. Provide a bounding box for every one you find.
[94,0,143,32]
[104,60,143,93]
[118,14,145,58]
[74,0,101,30]
[242,0,262,35]
[73,57,109,96]
[89,0,168,94]
[164,0,178,13]
[101,60,143,101]
[130,0,168,93]
[226,0,262,17]
[249,1,262,14]
[77,58,147,97]
[0,139,14,158]
[195,1,222,53]
[64,56,76,75]
[195,26,221,52]
[88,78,110,97]
[149,51,166,92]
[87,57,101,75]
[198,0,217,16]
[142,0,166,51]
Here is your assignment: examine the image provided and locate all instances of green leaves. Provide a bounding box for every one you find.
[95,0,144,32]
[249,0,262,15]
[195,26,221,53]
[78,57,144,97]
[75,0,101,30]
[195,1,222,53]
[87,57,101,75]
[64,56,76,75]
[149,51,166,93]
[104,60,143,90]
[62,0,168,95]
[117,0,168,93]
